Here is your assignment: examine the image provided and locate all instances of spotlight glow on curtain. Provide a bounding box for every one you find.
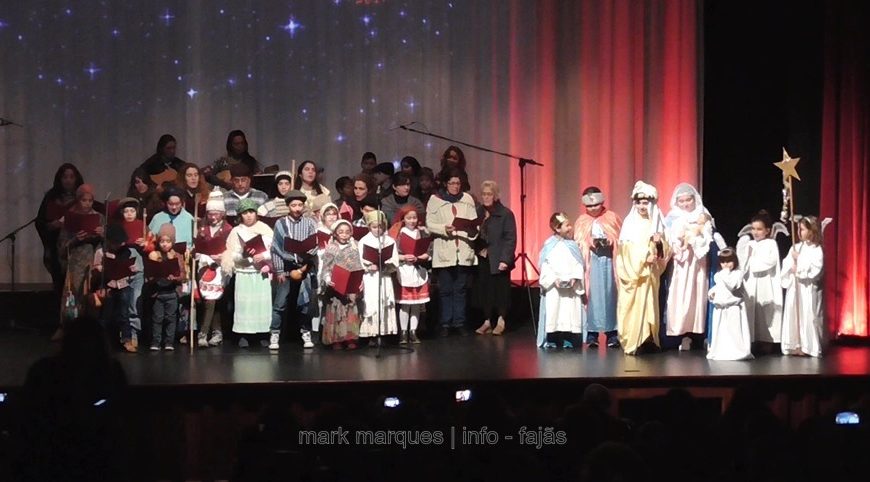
[821,2,870,337]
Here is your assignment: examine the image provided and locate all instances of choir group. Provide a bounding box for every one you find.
[35,131,825,359]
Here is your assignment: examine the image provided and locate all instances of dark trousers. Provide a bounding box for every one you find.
[152,291,178,347]
[271,277,312,334]
[436,266,470,328]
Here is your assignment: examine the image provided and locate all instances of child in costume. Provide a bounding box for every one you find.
[538,212,586,349]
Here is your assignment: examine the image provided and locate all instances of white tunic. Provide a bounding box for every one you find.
[359,232,399,336]
[706,268,753,360]
[737,238,783,343]
[666,213,713,336]
[539,240,586,334]
[780,242,824,357]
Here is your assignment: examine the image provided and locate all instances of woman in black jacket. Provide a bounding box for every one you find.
[473,180,517,335]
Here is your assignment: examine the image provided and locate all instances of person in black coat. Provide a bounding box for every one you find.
[473,180,517,335]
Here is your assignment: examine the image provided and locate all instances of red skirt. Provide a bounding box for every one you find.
[398,283,430,304]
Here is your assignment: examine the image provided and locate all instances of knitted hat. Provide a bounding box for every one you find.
[157,223,176,241]
[106,223,128,244]
[364,210,387,227]
[229,162,252,178]
[275,170,293,184]
[237,198,259,214]
[118,197,140,210]
[331,219,353,237]
[205,187,226,212]
[320,202,339,216]
[284,189,307,203]
[75,184,94,199]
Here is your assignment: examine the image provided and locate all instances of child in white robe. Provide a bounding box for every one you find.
[537,212,586,349]
[358,210,399,342]
[781,216,825,357]
[707,247,753,360]
[736,210,783,351]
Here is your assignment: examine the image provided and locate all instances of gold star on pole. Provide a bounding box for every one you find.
[774,147,801,181]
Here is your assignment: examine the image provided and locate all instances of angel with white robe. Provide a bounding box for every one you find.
[736,211,787,345]
[781,216,827,357]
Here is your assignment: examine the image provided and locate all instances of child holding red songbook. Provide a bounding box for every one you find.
[147,223,186,351]
[358,210,400,344]
[93,223,143,353]
[320,220,364,350]
[391,206,430,344]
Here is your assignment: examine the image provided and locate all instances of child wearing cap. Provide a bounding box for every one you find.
[194,188,234,347]
[93,222,143,353]
[147,223,187,351]
[223,198,273,348]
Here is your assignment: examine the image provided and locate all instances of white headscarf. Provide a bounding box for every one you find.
[619,181,665,243]
[664,183,714,239]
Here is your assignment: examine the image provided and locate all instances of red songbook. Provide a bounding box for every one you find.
[284,234,317,255]
[260,216,280,228]
[316,231,332,249]
[172,242,188,256]
[331,265,364,296]
[452,216,482,232]
[64,212,101,234]
[362,243,394,265]
[146,258,181,279]
[352,225,368,241]
[398,232,432,257]
[106,199,121,220]
[46,200,73,221]
[240,234,267,256]
[103,255,136,281]
[122,220,146,245]
[195,235,225,256]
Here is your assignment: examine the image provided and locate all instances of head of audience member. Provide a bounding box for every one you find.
[275,171,293,198]
[335,176,354,201]
[156,134,177,160]
[393,172,412,198]
[161,187,185,216]
[230,163,252,196]
[440,145,467,171]
[294,160,325,194]
[360,151,377,174]
[285,190,307,220]
[400,156,422,177]
[128,167,156,197]
[226,129,250,158]
[353,174,374,202]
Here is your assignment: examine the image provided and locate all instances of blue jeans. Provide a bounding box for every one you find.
[271,276,312,332]
[128,274,144,335]
[100,286,133,341]
[436,266,470,328]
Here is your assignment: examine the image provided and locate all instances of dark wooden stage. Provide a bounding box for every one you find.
[3,322,870,392]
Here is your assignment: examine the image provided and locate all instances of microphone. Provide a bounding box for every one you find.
[0,117,23,127]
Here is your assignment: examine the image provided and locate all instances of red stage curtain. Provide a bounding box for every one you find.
[820,2,870,337]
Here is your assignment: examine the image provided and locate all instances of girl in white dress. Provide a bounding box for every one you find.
[736,210,783,352]
[781,216,825,357]
[707,248,753,360]
[358,210,399,342]
[665,183,714,349]
[537,212,586,349]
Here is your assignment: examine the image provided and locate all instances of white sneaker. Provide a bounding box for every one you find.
[301,330,314,349]
[197,334,209,348]
[208,330,223,346]
[679,337,692,351]
[269,332,280,350]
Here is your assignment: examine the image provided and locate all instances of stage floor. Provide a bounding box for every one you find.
[3,324,870,390]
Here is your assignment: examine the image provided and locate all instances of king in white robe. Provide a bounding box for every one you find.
[537,235,586,346]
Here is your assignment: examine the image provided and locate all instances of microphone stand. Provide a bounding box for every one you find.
[1,218,38,331]
[398,124,541,336]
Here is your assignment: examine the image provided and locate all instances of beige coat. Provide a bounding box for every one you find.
[426,192,479,268]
